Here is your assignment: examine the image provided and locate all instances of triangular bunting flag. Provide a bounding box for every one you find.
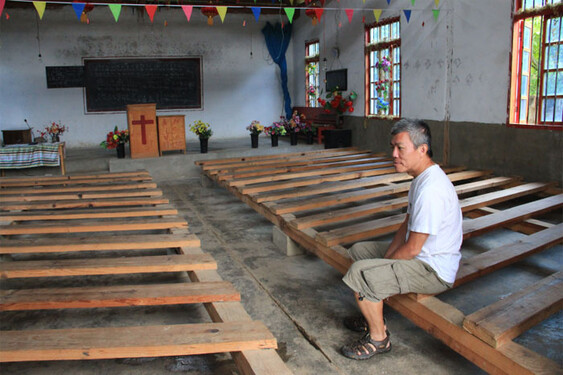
[181,5,192,21]
[373,9,382,22]
[314,8,323,22]
[252,7,261,22]
[289,0,293,4]
[72,3,85,20]
[386,0,391,4]
[411,0,415,5]
[0,0,5,18]
[108,3,121,22]
[345,9,353,24]
[284,7,295,23]
[433,8,440,21]
[217,6,227,23]
[403,9,411,23]
[435,0,440,6]
[145,5,157,22]
[33,1,46,19]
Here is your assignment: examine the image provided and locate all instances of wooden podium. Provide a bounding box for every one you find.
[157,115,186,155]
[127,103,159,159]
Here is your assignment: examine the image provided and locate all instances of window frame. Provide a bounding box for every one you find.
[508,0,563,130]
[305,39,320,108]
[364,16,401,118]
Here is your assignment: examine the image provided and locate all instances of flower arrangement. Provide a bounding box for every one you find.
[246,120,264,135]
[287,111,305,133]
[100,126,129,149]
[264,118,287,136]
[189,120,213,139]
[317,90,358,115]
[375,56,391,114]
[45,121,67,136]
[307,85,317,99]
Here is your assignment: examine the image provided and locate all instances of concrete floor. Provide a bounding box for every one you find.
[1,138,561,374]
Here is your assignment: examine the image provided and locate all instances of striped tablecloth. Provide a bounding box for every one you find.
[0,143,63,169]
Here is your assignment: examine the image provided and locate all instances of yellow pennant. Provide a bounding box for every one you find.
[33,1,46,19]
[217,6,227,23]
[435,0,440,6]
[373,9,382,22]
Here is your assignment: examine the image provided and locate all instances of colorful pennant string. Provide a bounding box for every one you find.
[33,1,46,19]
[181,5,192,21]
[108,3,121,22]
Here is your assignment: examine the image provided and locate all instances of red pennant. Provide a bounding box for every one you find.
[0,0,5,17]
[345,9,353,23]
[145,4,157,22]
[181,5,192,21]
[314,8,324,22]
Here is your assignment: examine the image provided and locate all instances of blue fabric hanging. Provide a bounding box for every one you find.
[262,22,292,119]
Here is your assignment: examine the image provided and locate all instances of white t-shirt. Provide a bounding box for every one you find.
[406,164,462,284]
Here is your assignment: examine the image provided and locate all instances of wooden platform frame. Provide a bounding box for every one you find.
[195,148,562,375]
[0,170,291,374]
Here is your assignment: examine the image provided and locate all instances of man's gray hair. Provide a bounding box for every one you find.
[390,118,433,158]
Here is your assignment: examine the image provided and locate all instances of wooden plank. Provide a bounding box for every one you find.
[0,197,169,211]
[239,167,398,194]
[0,189,163,202]
[0,182,158,195]
[0,205,178,222]
[455,224,563,287]
[0,321,277,362]
[171,228,292,375]
[0,254,215,278]
[497,341,563,375]
[0,170,150,184]
[0,233,200,254]
[463,194,563,239]
[0,175,152,188]
[0,281,241,311]
[459,182,550,212]
[228,161,395,187]
[0,217,187,235]
[289,176,515,229]
[463,272,563,348]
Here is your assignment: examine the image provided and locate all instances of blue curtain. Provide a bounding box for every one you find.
[262,22,292,119]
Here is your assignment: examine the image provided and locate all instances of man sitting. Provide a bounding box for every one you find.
[340,118,463,360]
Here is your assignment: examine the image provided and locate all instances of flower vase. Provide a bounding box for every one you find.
[250,133,259,148]
[290,131,298,146]
[51,134,60,143]
[306,132,314,144]
[199,137,208,153]
[271,134,279,147]
[116,143,125,159]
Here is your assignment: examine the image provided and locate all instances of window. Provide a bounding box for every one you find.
[365,17,401,117]
[510,0,563,129]
[305,40,320,107]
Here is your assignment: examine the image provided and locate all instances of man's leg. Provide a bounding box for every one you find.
[355,292,387,341]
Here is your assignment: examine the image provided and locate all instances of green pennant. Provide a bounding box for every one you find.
[108,3,121,22]
[432,8,440,22]
[284,7,295,23]
[411,0,415,5]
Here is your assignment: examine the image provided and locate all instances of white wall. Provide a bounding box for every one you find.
[0,6,294,146]
[291,0,512,124]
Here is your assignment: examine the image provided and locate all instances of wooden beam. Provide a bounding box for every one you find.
[0,197,169,211]
[0,175,152,188]
[0,189,163,202]
[0,233,200,254]
[463,271,563,348]
[0,182,158,195]
[0,254,215,278]
[0,170,150,184]
[0,321,277,362]
[0,281,241,311]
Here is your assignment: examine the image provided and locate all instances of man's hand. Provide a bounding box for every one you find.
[385,231,429,260]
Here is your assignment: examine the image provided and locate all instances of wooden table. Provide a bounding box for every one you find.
[0,142,65,176]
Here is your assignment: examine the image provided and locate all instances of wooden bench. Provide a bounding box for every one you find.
[293,106,338,144]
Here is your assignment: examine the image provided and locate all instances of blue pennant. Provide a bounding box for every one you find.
[72,2,85,20]
[251,7,261,22]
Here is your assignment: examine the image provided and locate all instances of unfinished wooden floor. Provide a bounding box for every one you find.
[0,170,291,374]
[196,148,562,375]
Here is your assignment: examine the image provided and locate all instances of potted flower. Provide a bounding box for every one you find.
[264,119,287,147]
[246,120,264,148]
[189,120,213,153]
[45,121,67,143]
[100,126,130,158]
[317,90,357,117]
[300,120,315,144]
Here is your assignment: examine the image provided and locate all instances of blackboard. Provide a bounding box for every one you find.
[83,58,202,112]
[46,66,85,88]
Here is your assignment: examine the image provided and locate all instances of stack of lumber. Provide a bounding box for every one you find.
[0,171,291,374]
[196,148,562,375]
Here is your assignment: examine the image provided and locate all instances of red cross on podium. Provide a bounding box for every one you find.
[132,115,154,145]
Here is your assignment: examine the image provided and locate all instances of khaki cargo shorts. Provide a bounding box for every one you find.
[342,241,452,303]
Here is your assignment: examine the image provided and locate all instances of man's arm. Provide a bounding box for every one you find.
[386,231,429,260]
[384,214,409,258]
